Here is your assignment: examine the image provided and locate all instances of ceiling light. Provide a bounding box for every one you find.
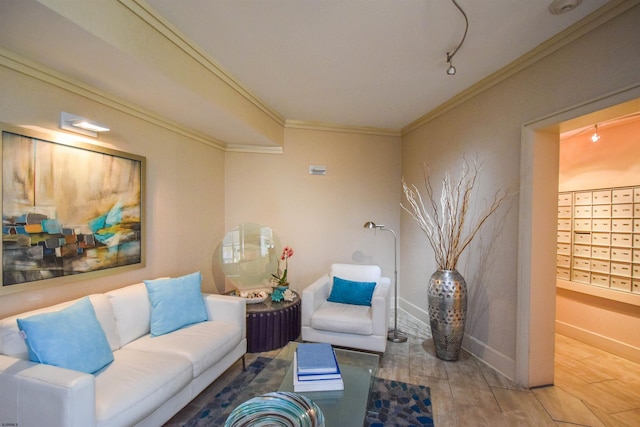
[591,124,600,143]
[445,0,469,76]
[446,55,457,75]
[549,0,583,15]
[60,111,110,138]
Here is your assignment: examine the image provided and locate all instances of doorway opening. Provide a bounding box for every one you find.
[517,88,640,388]
[556,112,640,361]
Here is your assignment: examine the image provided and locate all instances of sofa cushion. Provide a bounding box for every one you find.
[0,294,120,359]
[310,301,373,335]
[328,276,377,306]
[123,320,242,377]
[107,282,152,347]
[95,348,192,427]
[144,272,208,336]
[16,297,114,374]
[89,294,122,351]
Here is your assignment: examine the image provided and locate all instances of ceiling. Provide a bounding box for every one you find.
[0,0,613,147]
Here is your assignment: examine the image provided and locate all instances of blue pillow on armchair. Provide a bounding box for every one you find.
[327,276,377,306]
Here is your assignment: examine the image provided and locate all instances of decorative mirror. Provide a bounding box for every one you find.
[219,222,281,290]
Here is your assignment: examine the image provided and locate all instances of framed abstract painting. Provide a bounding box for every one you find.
[1,123,145,290]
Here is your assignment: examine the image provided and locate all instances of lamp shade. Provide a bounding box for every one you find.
[363,221,382,229]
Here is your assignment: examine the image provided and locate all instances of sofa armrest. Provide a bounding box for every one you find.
[203,294,246,338]
[371,277,391,336]
[301,274,331,327]
[0,355,95,427]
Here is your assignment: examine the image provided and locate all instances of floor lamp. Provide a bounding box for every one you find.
[364,221,407,343]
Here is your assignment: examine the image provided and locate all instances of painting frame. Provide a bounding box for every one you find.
[1,122,146,294]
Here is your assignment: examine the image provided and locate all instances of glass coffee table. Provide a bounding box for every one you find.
[250,341,379,426]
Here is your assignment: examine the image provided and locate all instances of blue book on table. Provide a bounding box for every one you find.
[296,343,339,375]
[294,353,342,381]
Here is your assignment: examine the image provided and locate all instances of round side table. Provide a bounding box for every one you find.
[243,291,301,353]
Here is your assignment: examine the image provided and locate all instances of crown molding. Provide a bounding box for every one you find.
[402,0,640,136]
[285,120,402,137]
[121,0,285,127]
[0,47,227,151]
[225,144,284,155]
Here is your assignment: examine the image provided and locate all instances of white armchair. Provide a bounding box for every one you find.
[301,264,391,353]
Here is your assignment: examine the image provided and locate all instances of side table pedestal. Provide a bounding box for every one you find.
[244,292,301,353]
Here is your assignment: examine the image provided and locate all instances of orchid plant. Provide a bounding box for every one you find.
[272,246,294,286]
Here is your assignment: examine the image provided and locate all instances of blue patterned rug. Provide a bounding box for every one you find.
[184,357,433,427]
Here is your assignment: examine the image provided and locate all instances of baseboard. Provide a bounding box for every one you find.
[462,334,517,381]
[398,297,428,325]
[556,320,640,364]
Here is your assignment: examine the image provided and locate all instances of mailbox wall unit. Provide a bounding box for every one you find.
[557,186,640,294]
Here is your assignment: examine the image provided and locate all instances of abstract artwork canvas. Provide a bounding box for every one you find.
[2,130,144,286]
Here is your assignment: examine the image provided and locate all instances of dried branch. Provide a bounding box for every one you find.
[401,158,509,271]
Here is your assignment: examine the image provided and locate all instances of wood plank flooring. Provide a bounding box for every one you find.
[165,311,640,426]
[381,312,640,426]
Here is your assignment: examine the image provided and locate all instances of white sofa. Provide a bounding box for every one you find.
[0,280,246,427]
[301,264,391,353]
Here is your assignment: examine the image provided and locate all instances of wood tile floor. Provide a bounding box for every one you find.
[166,311,640,426]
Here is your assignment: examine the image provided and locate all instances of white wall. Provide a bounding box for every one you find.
[225,127,402,293]
[0,61,226,318]
[401,4,640,381]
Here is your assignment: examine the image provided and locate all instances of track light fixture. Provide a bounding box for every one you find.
[591,124,600,143]
[445,0,469,76]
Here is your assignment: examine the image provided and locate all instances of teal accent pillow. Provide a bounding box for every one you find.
[327,276,377,306]
[16,297,114,374]
[144,271,208,337]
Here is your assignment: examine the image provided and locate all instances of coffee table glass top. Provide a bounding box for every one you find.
[260,342,379,426]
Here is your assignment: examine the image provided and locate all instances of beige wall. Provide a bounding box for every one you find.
[224,127,402,294]
[0,63,226,318]
[401,4,640,380]
[557,117,640,361]
[1,1,639,387]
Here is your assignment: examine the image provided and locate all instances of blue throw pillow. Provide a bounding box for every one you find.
[327,276,377,306]
[144,271,208,337]
[17,297,114,374]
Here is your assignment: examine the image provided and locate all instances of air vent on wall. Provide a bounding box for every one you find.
[308,165,327,175]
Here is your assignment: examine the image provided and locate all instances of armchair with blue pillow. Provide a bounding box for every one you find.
[301,263,391,353]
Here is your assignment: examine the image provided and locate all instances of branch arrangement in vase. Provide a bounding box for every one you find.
[401,158,509,271]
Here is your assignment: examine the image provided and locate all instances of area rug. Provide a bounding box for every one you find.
[183,357,433,427]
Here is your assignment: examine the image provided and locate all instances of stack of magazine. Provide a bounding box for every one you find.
[293,343,344,392]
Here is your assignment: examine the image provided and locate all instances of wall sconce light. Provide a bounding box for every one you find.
[591,124,600,143]
[445,0,469,76]
[60,112,110,138]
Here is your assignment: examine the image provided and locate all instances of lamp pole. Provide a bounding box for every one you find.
[364,221,407,343]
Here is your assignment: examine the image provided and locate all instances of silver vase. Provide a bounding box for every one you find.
[428,269,467,361]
